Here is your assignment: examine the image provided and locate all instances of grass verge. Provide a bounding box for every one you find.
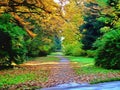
[0,55,59,89]
[29,54,60,62]
[67,56,120,84]
[0,73,35,87]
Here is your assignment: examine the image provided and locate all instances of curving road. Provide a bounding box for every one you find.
[40,81,120,90]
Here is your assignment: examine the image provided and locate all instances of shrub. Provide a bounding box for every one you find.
[71,46,85,56]
[27,37,41,57]
[63,44,73,55]
[63,43,85,56]
[28,34,53,57]
[95,29,120,69]
[0,13,27,66]
[38,45,52,56]
[86,50,96,57]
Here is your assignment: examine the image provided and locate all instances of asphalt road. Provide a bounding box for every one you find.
[40,81,120,90]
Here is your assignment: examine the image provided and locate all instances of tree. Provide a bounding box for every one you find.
[60,0,85,56]
[0,14,27,66]
[80,1,104,50]
[0,0,68,63]
[94,0,120,69]
[0,0,62,37]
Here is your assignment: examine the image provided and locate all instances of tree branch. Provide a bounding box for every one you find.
[11,13,37,38]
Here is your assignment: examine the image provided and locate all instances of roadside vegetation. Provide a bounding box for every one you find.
[0,55,60,89]
[68,56,120,84]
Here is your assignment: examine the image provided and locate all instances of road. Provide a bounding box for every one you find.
[40,81,120,90]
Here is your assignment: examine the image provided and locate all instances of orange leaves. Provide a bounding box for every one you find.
[0,0,63,37]
[0,0,89,38]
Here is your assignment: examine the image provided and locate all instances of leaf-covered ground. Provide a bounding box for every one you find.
[0,54,120,90]
[0,56,60,89]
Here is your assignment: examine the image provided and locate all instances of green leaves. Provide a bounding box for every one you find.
[63,42,84,56]
[100,27,110,33]
[0,13,12,24]
[92,0,120,69]
[96,0,108,7]
[97,17,111,24]
[95,29,120,69]
[80,2,104,50]
[0,13,27,65]
[28,32,54,57]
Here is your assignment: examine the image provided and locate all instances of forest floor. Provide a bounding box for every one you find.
[0,52,120,90]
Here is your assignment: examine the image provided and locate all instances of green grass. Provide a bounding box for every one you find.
[0,53,60,89]
[29,55,60,62]
[67,56,94,64]
[0,73,35,87]
[67,56,120,84]
[91,77,120,84]
[74,65,120,75]
[0,68,49,89]
[0,54,57,89]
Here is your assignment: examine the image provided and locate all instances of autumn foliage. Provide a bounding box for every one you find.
[0,0,120,70]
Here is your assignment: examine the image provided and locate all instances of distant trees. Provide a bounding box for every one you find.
[61,0,85,56]
[53,36,62,51]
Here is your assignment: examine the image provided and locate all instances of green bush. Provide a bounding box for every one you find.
[27,37,41,57]
[63,43,85,56]
[95,29,120,69]
[63,44,73,55]
[86,50,96,57]
[38,45,52,56]
[71,47,85,56]
[0,13,27,66]
[28,35,53,57]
